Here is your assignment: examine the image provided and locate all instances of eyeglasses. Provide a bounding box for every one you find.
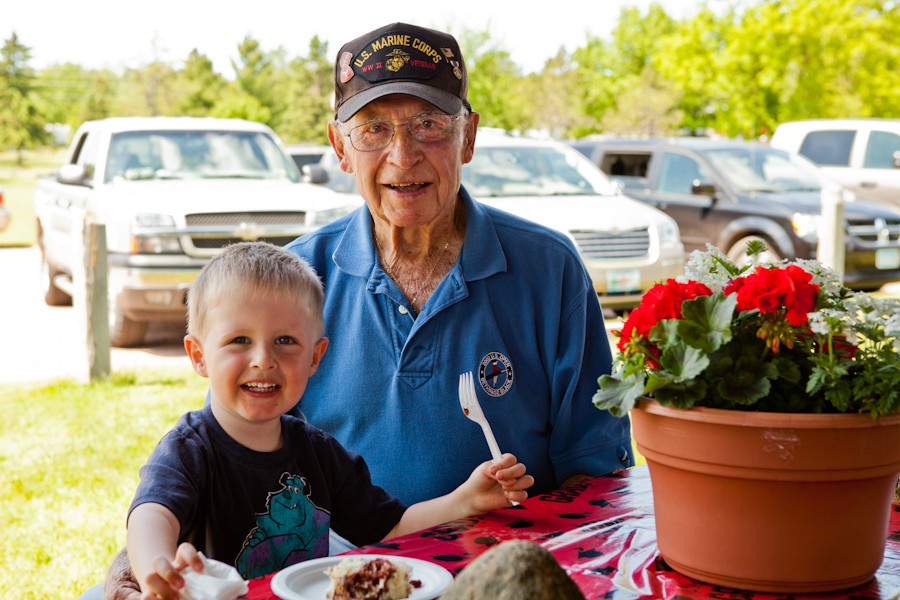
[337,112,464,152]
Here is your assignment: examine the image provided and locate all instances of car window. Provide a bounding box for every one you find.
[703,146,824,193]
[462,145,614,197]
[104,130,299,183]
[657,153,713,194]
[798,130,855,166]
[863,130,900,169]
[74,132,101,179]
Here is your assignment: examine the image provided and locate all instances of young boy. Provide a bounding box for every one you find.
[126,242,533,599]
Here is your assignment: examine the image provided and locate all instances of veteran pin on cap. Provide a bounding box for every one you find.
[333,22,469,122]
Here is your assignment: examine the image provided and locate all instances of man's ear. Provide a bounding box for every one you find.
[461,112,480,164]
[184,335,208,378]
[307,337,330,378]
[327,122,354,174]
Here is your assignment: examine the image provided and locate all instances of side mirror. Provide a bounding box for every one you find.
[301,165,329,185]
[57,164,90,186]
[892,150,900,169]
[691,180,718,197]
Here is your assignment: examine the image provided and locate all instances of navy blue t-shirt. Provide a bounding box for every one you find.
[128,405,407,579]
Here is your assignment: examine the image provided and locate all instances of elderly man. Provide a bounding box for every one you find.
[89,22,632,600]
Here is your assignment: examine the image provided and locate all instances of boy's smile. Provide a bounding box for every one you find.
[184,289,328,449]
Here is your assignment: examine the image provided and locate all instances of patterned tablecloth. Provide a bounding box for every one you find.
[246,464,900,600]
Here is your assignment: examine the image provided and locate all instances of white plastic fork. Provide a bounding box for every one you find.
[459,371,519,505]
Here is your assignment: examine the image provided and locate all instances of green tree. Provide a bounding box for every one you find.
[176,49,226,116]
[655,0,900,138]
[80,72,116,122]
[600,67,684,137]
[276,35,332,144]
[0,32,47,163]
[34,62,93,127]
[231,36,286,127]
[459,27,534,132]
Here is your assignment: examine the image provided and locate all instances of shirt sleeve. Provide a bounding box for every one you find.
[548,271,635,485]
[128,426,207,535]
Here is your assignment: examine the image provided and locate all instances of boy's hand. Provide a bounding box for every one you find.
[466,453,534,514]
[141,543,204,600]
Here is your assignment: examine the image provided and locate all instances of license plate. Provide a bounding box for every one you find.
[876,248,900,270]
[606,269,641,293]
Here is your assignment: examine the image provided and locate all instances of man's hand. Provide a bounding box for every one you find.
[102,547,141,600]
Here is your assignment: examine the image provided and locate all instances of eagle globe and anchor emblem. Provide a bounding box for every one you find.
[478,352,514,397]
[385,49,410,72]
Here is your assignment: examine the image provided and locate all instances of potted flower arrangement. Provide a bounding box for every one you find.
[595,241,900,594]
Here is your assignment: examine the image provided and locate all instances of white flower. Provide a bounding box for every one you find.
[680,245,734,293]
[790,258,845,297]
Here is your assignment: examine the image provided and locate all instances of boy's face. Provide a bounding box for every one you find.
[184,289,328,428]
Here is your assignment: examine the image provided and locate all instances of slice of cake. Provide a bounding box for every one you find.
[324,557,422,600]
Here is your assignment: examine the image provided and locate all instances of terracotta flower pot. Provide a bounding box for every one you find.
[631,398,900,593]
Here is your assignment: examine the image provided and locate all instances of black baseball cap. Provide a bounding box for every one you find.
[333,22,470,122]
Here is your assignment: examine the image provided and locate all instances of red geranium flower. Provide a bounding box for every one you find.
[724,266,818,326]
[617,279,713,356]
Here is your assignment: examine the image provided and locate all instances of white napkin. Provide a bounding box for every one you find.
[177,552,249,600]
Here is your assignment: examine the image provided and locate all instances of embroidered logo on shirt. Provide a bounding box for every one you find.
[479,352,514,397]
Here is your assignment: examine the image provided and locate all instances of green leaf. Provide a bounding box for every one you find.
[653,379,709,409]
[594,373,646,417]
[656,342,710,382]
[649,319,680,352]
[677,294,737,353]
[772,356,802,384]
[716,356,778,405]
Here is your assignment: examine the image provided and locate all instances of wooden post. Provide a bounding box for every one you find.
[72,212,111,382]
[817,187,845,282]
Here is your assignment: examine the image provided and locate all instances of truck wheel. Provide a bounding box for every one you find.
[726,235,782,267]
[40,251,72,306]
[109,307,147,347]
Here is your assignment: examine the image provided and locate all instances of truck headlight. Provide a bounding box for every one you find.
[131,213,181,254]
[792,212,821,242]
[657,220,680,244]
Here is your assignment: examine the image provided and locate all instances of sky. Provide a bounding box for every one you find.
[3,0,717,77]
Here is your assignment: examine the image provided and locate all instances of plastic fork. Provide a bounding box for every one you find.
[459,371,519,505]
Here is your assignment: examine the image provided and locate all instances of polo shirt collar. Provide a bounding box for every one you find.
[332,185,507,282]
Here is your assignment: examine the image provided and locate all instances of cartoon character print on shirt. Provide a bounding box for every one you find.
[235,473,330,579]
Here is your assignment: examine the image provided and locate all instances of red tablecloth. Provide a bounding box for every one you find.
[245,465,900,599]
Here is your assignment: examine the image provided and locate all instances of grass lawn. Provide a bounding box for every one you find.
[0,147,68,248]
[0,367,204,600]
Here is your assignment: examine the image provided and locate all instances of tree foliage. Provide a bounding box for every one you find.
[7,2,900,148]
[0,31,47,162]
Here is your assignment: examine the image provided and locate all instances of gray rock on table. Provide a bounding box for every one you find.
[440,540,586,600]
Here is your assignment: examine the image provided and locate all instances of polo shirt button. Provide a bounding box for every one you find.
[398,305,408,315]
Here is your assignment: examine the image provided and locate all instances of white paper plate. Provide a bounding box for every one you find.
[270,554,454,600]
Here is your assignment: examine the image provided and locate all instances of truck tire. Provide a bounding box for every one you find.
[40,250,72,306]
[726,235,782,267]
[109,307,147,347]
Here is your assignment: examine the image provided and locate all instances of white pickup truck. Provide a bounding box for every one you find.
[34,116,354,346]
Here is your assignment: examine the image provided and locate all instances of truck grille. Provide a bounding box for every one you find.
[847,217,900,246]
[185,212,306,248]
[571,228,651,259]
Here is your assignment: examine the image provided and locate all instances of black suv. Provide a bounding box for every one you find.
[570,138,900,290]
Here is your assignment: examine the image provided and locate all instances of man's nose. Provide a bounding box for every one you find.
[385,123,423,168]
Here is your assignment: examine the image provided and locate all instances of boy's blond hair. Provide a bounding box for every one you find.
[187,242,324,338]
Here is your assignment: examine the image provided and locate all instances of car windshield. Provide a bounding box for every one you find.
[701,146,827,193]
[104,130,299,183]
[462,144,616,197]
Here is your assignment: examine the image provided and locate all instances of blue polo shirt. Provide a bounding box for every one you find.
[285,187,633,505]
